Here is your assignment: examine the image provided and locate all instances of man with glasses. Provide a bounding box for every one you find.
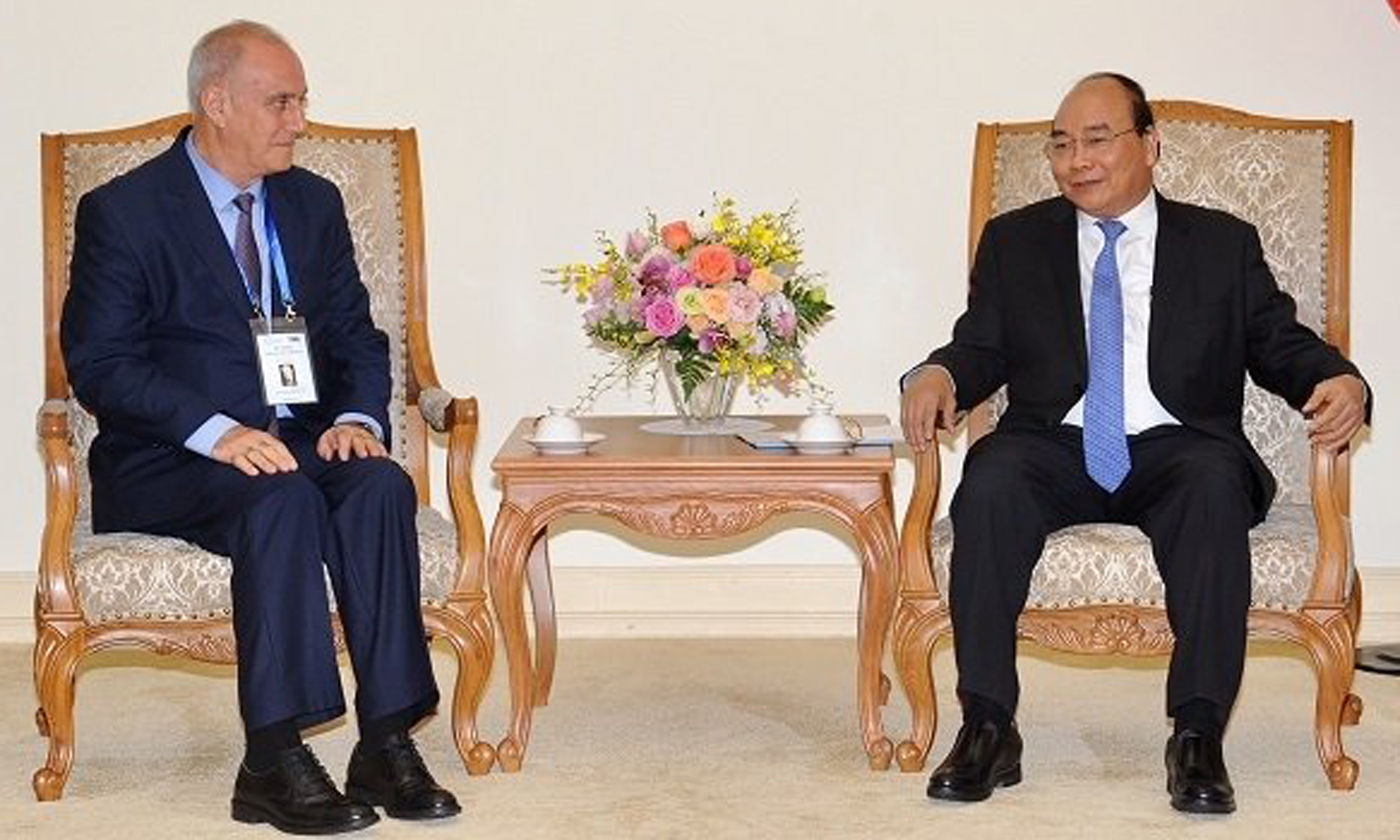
[62,20,459,834]
[900,72,1368,813]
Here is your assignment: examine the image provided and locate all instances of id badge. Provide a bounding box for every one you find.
[251,316,319,405]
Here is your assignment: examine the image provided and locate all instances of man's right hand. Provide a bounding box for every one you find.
[901,366,959,453]
[212,425,299,476]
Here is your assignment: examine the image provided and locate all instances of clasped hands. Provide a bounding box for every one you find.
[212,422,387,476]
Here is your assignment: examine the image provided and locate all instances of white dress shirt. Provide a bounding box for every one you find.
[1061,191,1180,433]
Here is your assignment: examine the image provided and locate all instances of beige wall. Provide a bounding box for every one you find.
[2,0,1396,582]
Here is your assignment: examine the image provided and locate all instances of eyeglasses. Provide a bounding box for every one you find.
[1043,127,1139,160]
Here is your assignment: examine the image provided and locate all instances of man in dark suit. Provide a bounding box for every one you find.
[61,20,459,834]
[901,73,1368,814]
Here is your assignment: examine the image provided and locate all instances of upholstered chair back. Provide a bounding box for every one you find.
[33,115,495,801]
[974,105,1345,508]
[56,122,419,520]
[892,101,1363,791]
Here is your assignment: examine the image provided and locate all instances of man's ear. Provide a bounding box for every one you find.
[200,84,228,127]
[1143,126,1161,167]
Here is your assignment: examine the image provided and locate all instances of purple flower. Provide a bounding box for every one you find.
[665,264,697,292]
[697,328,728,354]
[625,230,650,260]
[764,293,798,338]
[734,256,753,279]
[774,311,797,337]
[638,253,674,289]
[643,296,684,338]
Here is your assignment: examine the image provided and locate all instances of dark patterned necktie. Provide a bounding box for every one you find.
[1084,218,1130,491]
[233,192,262,304]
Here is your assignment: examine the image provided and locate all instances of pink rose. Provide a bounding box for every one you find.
[665,264,697,292]
[660,220,694,252]
[689,243,738,285]
[643,296,684,338]
[728,284,762,323]
[734,256,753,278]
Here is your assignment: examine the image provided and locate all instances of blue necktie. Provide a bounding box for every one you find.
[233,192,262,304]
[1084,219,1130,491]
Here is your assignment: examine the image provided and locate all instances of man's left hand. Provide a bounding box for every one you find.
[1302,374,1367,451]
[317,422,387,461]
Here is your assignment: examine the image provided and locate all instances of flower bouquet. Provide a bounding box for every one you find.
[548,196,833,421]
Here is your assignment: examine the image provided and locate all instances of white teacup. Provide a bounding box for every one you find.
[796,405,849,443]
[534,406,583,442]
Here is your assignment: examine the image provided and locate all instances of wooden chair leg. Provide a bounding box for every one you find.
[428,603,497,776]
[893,602,949,773]
[32,627,83,801]
[1305,620,1360,790]
[526,534,557,708]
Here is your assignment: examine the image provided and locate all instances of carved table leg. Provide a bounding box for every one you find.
[526,533,557,708]
[853,499,899,771]
[488,505,540,772]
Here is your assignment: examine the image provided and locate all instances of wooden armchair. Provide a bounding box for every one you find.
[893,101,1364,789]
[33,115,497,800]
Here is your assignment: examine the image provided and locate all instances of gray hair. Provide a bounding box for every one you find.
[186,20,291,114]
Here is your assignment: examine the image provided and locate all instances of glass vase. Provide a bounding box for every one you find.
[657,350,739,430]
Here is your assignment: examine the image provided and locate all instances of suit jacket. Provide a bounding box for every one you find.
[923,193,1363,519]
[61,127,391,531]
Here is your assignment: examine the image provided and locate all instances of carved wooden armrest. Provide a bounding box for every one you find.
[1305,442,1353,607]
[899,443,943,597]
[36,400,82,617]
[421,389,486,595]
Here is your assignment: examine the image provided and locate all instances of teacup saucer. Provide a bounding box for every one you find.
[780,431,852,455]
[525,431,606,455]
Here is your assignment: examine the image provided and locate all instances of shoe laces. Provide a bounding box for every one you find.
[383,735,433,787]
[283,745,341,800]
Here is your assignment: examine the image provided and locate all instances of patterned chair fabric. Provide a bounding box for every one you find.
[930,120,1333,611]
[33,117,497,801]
[893,101,1363,791]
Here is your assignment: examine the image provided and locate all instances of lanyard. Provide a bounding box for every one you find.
[248,199,298,320]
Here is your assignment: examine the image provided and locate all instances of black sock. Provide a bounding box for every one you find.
[244,719,301,772]
[359,708,416,753]
[959,690,1013,733]
[1171,699,1226,738]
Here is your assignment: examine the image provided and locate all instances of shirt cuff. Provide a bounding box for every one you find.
[184,413,240,458]
[334,412,383,442]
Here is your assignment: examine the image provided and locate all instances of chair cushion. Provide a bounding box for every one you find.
[930,503,1319,611]
[71,507,460,623]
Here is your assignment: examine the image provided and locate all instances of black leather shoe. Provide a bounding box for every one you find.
[232,744,379,835]
[346,732,461,820]
[926,720,1023,802]
[1166,729,1236,814]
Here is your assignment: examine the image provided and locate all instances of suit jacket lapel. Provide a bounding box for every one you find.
[1149,193,1192,370]
[1047,197,1087,378]
[158,130,256,317]
[263,175,307,313]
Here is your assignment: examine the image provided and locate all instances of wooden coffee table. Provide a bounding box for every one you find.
[487,415,899,771]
